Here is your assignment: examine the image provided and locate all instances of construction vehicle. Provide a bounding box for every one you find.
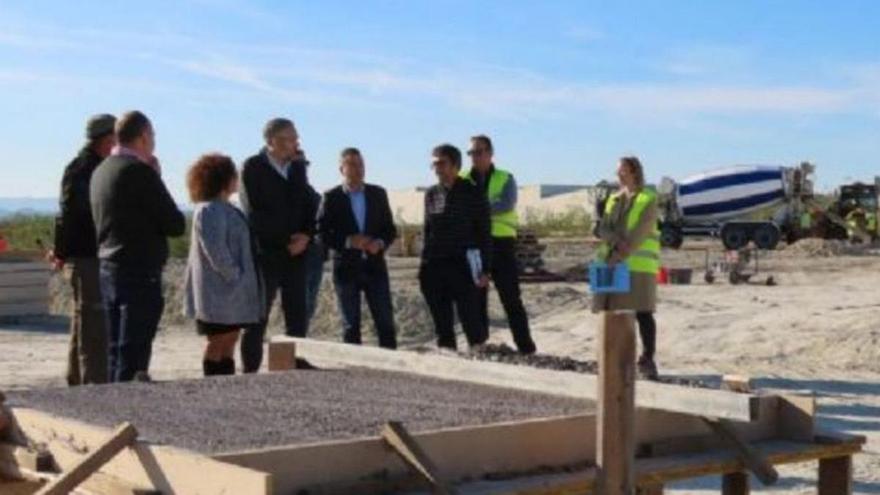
[818,178,880,242]
[656,162,816,250]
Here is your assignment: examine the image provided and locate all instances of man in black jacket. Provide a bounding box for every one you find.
[51,113,116,385]
[90,111,185,382]
[419,144,491,350]
[239,117,317,372]
[318,148,398,349]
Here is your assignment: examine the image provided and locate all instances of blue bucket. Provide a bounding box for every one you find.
[588,262,631,294]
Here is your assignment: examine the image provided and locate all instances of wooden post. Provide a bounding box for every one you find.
[596,311,636,495]
[268,341,297,371]
[722,472,749,495]
[637,484,664,495]
[35,422,138,495]
[818,456,853,495]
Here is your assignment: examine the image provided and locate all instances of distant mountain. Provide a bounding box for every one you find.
[0,197,58,218]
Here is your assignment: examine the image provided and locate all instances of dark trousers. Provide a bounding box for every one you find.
[65,257,108,385]
[636,311,656,360]
[99,261,163,382]
[304,242,325,332]
[333,263,397,349]
[479,238,537,353]
[241,256,307,373]
[419,257,485,350]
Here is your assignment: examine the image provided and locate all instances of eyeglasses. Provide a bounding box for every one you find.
[467,148,489,156]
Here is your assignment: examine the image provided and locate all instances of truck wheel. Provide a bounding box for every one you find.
[660,226,683,249]
[753,224,781,250]
[721,225,748,250]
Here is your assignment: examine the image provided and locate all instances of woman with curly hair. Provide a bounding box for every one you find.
[183,154,263,376]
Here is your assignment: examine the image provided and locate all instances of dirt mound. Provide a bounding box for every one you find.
[780,239,877,258]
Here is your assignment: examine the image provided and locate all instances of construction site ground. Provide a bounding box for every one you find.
[2,238,880,493]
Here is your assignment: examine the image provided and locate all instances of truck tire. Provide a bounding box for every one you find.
[660,226,683,249]
[721,225,748,250]
[753,224,781,250]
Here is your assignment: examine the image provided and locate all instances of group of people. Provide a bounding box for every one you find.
[53,111,564,384]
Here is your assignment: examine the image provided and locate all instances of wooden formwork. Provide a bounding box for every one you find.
[0,338,865,494]
[0,260,50,318]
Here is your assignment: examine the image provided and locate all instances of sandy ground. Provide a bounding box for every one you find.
[2,240,880,493]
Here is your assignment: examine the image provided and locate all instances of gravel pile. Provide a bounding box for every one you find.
[7,368,590,454]
[463,343,710,388]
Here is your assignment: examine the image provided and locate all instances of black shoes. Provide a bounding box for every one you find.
[637,355,659,381]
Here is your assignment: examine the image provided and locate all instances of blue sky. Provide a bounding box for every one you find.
[0,0,878,201]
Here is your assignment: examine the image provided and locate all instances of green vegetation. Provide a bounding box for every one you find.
[521,206,593,237]
[0,214,55,252]
[0,213,193,257]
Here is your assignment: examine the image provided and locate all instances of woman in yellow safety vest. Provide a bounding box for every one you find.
[593,156,661,380]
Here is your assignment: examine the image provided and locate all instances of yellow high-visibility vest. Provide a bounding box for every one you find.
[462,168,519,238]
[598,189,660,274]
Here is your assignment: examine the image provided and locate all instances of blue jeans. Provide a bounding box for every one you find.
[99,261,164,382]
[333,263,397,349]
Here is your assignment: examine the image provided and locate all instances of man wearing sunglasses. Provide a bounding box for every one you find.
[463,135,537,354]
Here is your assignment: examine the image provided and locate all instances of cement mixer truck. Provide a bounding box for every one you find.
[656,162,816,250]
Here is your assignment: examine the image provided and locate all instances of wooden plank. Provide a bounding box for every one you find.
[0,286,49,303]
[0,443,53,472]
[818,456,853,495]
[596,311,636,495]
[637,484,664,495]
[701,418,778,485]
[75,472,162,495]
[778,394,815,442]
[0,301,49,317]
[382,421,455,495]
[454,438,863,494]
[0,262,51,274]
[217,414,597,495]
[276,336,763,421]
[0,272,51,287]
[721,472,749,495]
[216,401,784,495]
[12,407,272,495]
[36,422,139,495]
[3,468,160,495]
[267,341,296,371]
[721,375,752,393]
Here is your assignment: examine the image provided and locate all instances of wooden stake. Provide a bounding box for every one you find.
[596,311,636,495]
[381,421,455,495]
[721,471,750,495]
[267,341,297,371]
[35,422,138,495]
[818,455,853,495]
[702,418,778,485]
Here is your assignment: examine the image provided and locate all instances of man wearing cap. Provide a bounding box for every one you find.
[50,114,117,385]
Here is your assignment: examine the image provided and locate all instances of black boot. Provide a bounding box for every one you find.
[203,359,222,377]
[219,358,236,375]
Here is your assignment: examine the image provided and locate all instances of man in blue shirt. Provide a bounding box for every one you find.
[317,148,398,348]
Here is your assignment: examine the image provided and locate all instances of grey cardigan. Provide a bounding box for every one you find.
[184,201,264,324]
